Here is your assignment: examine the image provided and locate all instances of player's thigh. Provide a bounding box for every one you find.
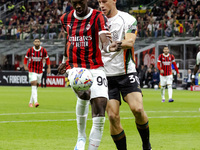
[160,75,167,86]
[124,92,144,112]
[166,75,173,85]
[90,68,108,100]
[91,97,107,117]
[37,73,43,84]
[29,72,37,82]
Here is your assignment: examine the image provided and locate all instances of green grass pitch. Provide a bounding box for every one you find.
[0,86,200,150]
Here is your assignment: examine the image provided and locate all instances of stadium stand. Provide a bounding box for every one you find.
[0,0,200,87]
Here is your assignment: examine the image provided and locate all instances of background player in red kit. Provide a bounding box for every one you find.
[24,39,51,107]
[157,46,180,102]
[59,0,121,149]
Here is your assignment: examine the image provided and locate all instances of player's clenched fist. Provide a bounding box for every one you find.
[58,63,66,74]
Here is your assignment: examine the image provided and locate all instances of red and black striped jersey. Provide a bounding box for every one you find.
[25,46,49,73]
[60,8,109,69]
[157,53,176,76]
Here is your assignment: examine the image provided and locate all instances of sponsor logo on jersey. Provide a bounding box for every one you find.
[162,61,171,65]
[32,57,42,62]
[69,35,92,47]
[67,24,72,29]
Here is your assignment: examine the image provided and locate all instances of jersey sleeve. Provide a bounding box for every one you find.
[43,48,49,59]
[124,14,137,34]
[196,52,200,65]
[157,54,162,62]
[25,48,30,59]
[171,55,175,62]
[97,13,109,35]
[60,13,67,32]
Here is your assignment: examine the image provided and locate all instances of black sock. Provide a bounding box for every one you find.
[111,130,127,150]
[136,121,151,150]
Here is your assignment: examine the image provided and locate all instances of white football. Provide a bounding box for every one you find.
[69,68,93,91]
[154,84,158,90]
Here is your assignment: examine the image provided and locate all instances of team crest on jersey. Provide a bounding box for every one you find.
[169,57,171,60]
[112,30,119,41]
[86,22,91,30]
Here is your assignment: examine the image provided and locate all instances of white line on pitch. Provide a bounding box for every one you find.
[0,111,75,115]
[0,110,199,116]
[0,116,200,124]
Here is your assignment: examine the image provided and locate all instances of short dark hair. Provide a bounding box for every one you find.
[34,38,40,41]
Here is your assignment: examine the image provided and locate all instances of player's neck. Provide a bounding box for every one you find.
[35,46,40,50]
[107,8,118,18]
[163,53,169,56]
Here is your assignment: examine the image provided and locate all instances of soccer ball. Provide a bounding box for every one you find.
[69,68,93,91]
[154,84,158,90]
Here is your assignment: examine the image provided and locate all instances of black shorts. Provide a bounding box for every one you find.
[107,72,142,104]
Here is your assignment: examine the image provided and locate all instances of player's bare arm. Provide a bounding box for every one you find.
[24,64,28,71]
[57,38,68,75]
[47,65,51,74]
[121,32,136,49]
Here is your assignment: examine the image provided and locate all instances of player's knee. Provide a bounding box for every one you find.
[108,112,120,124]
[132,107,144,117]
[91,97,107,117]
[76,90,91,100]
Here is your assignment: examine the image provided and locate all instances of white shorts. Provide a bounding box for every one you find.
[69,67,108,100]
[29,72,43,84]
[160,75,173,86]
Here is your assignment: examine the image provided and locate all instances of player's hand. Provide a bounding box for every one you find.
[160,69,164,74]
[109,41,122,52]
[58,63,66,74]
[177,73,180,78]
[47,68,51,74]
[24,66,29,71]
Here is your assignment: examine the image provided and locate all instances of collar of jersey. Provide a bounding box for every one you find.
[33,46,41,51]
[162,53,169,57]
[108,10,119,21]
[74,8,93,20]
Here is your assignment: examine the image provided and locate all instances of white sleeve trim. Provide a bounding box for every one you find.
[98,30,110,35]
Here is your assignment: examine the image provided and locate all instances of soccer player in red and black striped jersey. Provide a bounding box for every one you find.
[24,39,51,107]
[157,46,180,102]
[59,0,121,149]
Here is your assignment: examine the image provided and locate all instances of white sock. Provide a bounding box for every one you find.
[88,117,105,150]
[168,85,172,99]
[32,86,38,103]
[29,94,33,104]
[161,86,165,99]
[76,98,89,139]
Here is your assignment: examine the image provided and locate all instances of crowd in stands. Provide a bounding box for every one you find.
[0,0,200,40]
[137,64,160,89]
[136,0,200,37]
[0,0,73,40]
